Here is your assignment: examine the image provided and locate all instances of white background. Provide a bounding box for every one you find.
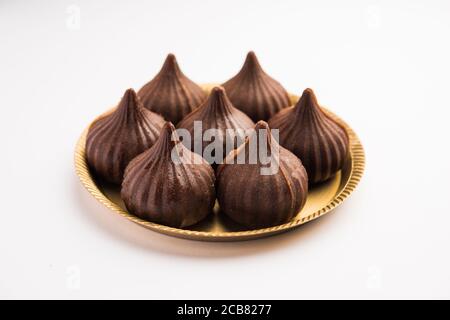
[1,0,450,299]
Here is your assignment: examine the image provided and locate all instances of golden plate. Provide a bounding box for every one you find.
[74,84,365,241]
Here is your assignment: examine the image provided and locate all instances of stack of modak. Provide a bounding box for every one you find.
[86,52,349,229]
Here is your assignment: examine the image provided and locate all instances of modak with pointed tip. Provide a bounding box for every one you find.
[268,88,349,184]
[216,121,308,229]
[86,88,165,184]
[177,86,254,166]
[222,51,290,122]
[138,54,207,124]
[121,122,216,228]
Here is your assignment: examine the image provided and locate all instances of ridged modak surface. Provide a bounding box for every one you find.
[138,54,207,125]
[222,51,290,122]
[268,88,349,184]
[86,88,165,184]
[217,121,308,229]
[121,123,216,228]
[177,86,254,165]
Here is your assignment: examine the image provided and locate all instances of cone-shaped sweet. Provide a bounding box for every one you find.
[121,122,216,228]
[216,121,308,229]
[177,86,255,166]
[268,88,349,184]
[138,54,207,124]
[222,51,290,122]
[86,88,165,184]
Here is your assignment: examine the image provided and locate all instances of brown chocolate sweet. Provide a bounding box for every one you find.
[222,51,290,122]
[121,122,216,228]
[86,88,165,184]
[216,121,308,229]
[176,86,254,166]
[138,54,207,124]
[268,88,349,184]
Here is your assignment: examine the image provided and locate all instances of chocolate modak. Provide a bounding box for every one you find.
[269,88,349,184]
[121,123,216,228]
[86,88,164,184]
[216,121,308,229]
[222,51,290,122]
[138,54,207,124]
[177,86,254,166]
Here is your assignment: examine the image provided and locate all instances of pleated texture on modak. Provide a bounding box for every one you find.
[177,86,255,166]
[268,88,349,184]
[121,122,216,228]
[222,51,290,122]
[138,53,207,125]
[216,121,308,229]
[86,88,165,184]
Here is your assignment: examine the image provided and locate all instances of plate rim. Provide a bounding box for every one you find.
[74,87,365,241]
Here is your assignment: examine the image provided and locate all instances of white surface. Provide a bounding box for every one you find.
[1,0,450,299]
